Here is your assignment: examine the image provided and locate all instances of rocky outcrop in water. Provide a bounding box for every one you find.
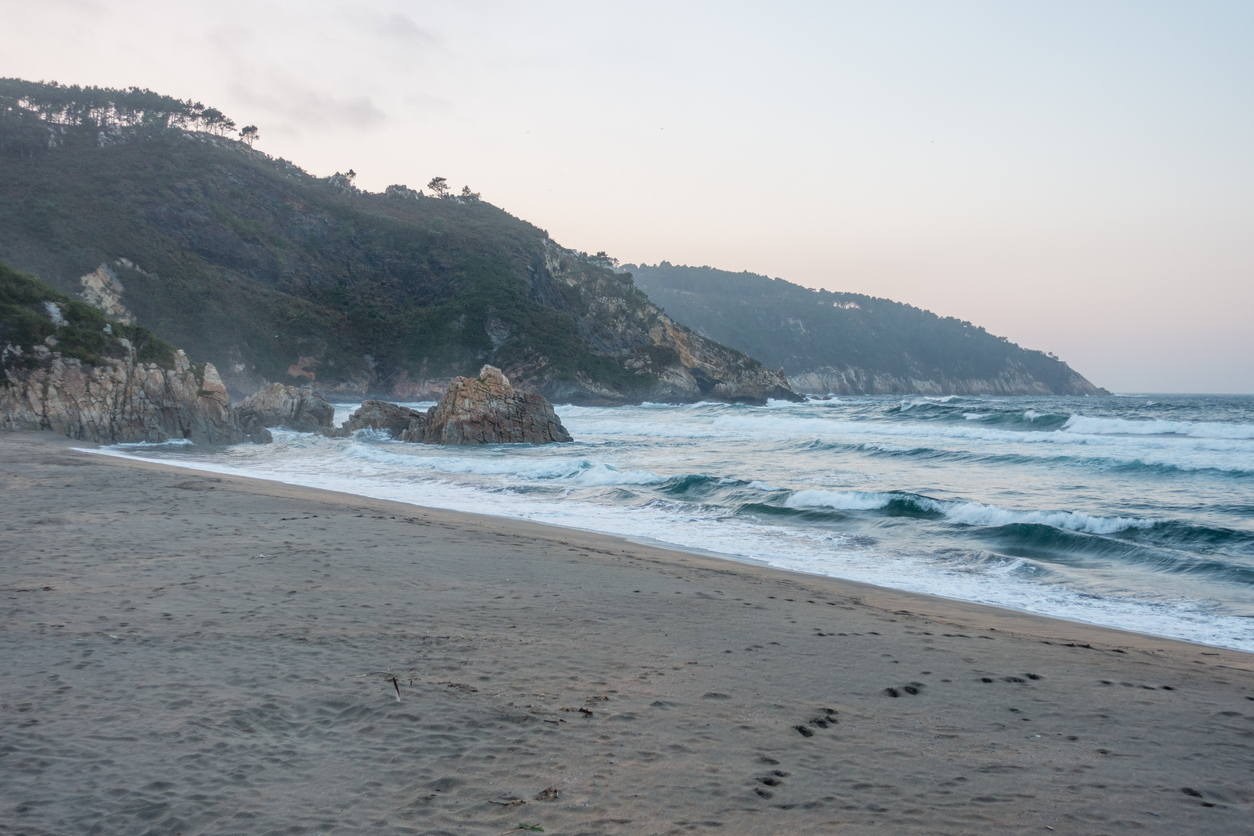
[337,366,571,445]
[236,383,335,436]
[335,399,427,442]
[425,365,572,444]
[0,343,245,444]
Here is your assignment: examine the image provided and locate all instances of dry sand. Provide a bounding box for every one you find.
[2,431,1253,836]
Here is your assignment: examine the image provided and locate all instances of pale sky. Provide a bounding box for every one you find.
[3,1,1252,393]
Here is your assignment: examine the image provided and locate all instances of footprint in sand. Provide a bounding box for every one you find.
[883,682,925,697]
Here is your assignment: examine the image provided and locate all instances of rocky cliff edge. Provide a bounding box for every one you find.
[1,262,247,444]
[1,341,244,444]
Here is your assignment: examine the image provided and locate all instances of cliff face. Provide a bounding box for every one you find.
[520,242,796,404]
[1,343,243,444]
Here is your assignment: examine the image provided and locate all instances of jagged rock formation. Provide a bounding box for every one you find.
[236,383,334,436]
[337,366,571,445]
[1,344,244,444]
[2,260,247,444]
[425,365,572,444]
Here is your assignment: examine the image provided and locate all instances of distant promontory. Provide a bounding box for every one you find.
[628,263,1106,396]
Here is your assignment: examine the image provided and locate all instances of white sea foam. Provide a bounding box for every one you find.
[862,442,913,453]
[899,395,962,411]
[785,490,898,511]
[114,438,195,448]
[699,412,1254,474]
[937,501,1157,535]
[342,445,592,479]
[570,465,667,486]
[1063,414,1254,439]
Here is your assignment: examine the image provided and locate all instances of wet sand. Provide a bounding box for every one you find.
[2,431,1253,835]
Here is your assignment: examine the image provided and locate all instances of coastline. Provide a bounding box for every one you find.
[3,430,1253,834]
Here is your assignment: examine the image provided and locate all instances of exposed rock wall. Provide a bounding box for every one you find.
[648,316,794,403]
[0,343,244,444]
[78,262,136,324]
[537,241,798,405]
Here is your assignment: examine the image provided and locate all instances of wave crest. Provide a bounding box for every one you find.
[783,489,1158,534]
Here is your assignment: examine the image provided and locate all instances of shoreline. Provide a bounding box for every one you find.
[84,435,1254,656]
[4,429,1254,834]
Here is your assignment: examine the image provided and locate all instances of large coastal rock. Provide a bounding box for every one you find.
[236,383,335,435]
[0,344,245,444]
[337,366,571,445]
[425,366,572,445]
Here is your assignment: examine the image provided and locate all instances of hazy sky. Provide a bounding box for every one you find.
[3,1,1252,392]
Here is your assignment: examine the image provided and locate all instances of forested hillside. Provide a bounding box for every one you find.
[628,263,1105,396]
[0,79,792,404]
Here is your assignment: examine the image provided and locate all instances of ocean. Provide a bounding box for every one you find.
[93,394,1254,652]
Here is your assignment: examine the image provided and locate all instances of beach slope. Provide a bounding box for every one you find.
[1,432,1252,835]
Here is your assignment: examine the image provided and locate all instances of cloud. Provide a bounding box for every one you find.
[206,23,254,55]
[402,91,455,118]
[229,76,386,132]
[16,0,107,12]
[374,11,440,46]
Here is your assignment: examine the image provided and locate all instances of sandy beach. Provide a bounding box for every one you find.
[2,431,1253,836]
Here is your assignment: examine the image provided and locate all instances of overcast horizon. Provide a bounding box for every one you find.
[2,0,1251,393]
